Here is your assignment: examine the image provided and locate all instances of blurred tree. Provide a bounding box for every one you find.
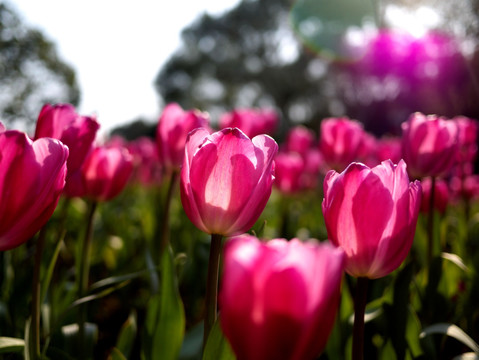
[154,0,334,139]
[0,3,80,130]
[110,117,156,141]
[155,0,479,137]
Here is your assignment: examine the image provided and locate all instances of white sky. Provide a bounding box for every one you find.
[8,0,241,134]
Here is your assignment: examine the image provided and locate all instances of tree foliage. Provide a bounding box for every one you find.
[0,3,80,130]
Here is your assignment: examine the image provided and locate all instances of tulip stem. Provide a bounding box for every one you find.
[352,277,369,360]
[203,233,223,349]
[31,225,48,359]
[159,171,178,261]
[427,176,436,267]
[78,200,97,357]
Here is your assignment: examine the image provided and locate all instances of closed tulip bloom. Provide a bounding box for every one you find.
[401,112,459,179]
[322,160,422,279]
[156,103,209,172]
[220,235,345,360]
[274,152,304,194]
[0,130,68,250]
[219,108,278,138]
[284,125,315,157]
[34,103,100,174]
[180,127,278,236]
[80,145,134,202]
[420,178,449,214]
[319,117,366,171]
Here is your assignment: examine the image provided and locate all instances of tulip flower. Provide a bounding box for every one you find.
[274,152,305,194]
[80,145,134,202]
[401,112,459,179]
[156,103,209,172]
[420,178,449,214]
[219,108,278,139]
[322,159,422,279]
[180,127,278,237]
[127,137,163,186]
[319,117,366,171]
[220,235,345,360]
[0,130,68,250]
[284,125,315,157]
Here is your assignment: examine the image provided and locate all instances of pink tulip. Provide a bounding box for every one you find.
[284,126,315,157]
[80,145,134,202]
[401,112,459,179]
[219,108,279,138]
[376,136,402,164]
[156,103,209,172]
[0,130,68,250]
[319,117,366,171]
[220,235,345,360]
[34,103,100,174]
[420,178,449,214]
[127,137,162,186]
[180,127,277,236]
[322,160,422,279]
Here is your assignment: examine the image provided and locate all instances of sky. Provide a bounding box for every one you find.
[8,0,241,134]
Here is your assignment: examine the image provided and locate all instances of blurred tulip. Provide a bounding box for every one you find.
[219,108,278,138]
[0,130,68,250]
[401,112,459,179]
[420,178,449,214]
[180,127,277,236]
[34,103,100,174]
[274,152,304,194]
[319,117,366,171]
[80,145,134,202]
[284,125,315,157]
[376,136,402,164]
[220,235,345,360]
[127,137,162,186]
[156,103,209,172]
[322,160,422,279]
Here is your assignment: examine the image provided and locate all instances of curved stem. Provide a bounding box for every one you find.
[31,225,48,359]
[352,277,369,360]
[427,176,436,267]
[203,233,223,349]
[78,201,98,357]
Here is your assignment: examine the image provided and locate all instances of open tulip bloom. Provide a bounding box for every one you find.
[322,159,422,279]
[220,235,345,360]
[180,127,278,237]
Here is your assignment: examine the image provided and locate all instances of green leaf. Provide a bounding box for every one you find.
[0,337,25,353]
[420,323,479,354]
[202,317,235,360]
[441,252,470,273]
[109,347,128,360]
[115,311,137,359]
[40,234,65,303]
[145,246,185,360]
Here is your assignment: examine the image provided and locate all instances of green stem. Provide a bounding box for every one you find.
[352,277,369,360]
[159,171,178,261]
[31,225,48,359]
[78,201,98,357]
[203,233,223,349]
[427,176,436,267]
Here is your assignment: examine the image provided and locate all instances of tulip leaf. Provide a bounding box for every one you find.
[40,234,64,303]
[441,252,469,273]
[109,347,128,360]
[202,317,235,360]
[453,352,479,360]
[0,337,25,353]
[420,323,479,354]
[144,246,185,360]
[115,311,137,359]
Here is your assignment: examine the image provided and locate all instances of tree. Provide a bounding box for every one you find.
[155,0,479,138]
[0,3,80,130]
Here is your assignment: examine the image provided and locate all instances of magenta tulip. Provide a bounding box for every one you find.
[34,103,100,174]
[127,137,163,186]
[284,125,315,157]
[319,117,366,171]
[180,127,278,236]
[219,108,278,138]
[322,160,422,279]
[274,152,304,194]
[220,235,345,360]
[156,103,209,172]
[80,145,134,202]
[0,130,68,250]
[420,178,449,214]
[401,112,459,179]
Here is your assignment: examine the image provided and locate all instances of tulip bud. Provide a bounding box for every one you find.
[322,160,422,279]
[401,112,459,179]
[420,178,449,214]
[156,103,209,172]
[220,235,345,360]
[180,127,278,237]
[0,130,68,250]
